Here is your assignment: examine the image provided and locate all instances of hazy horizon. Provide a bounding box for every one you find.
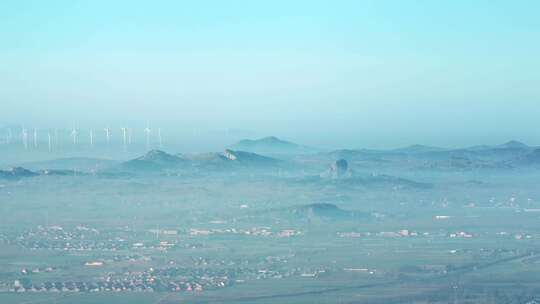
[2,0,539,148]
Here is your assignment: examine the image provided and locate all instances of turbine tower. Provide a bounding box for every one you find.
[7,128,12,144]
[127,128,132,145]
[157,128,162,147]
[47,132,52,152]
[144,126,151,150]
[33,128,38,148]
[54,129,59,147]
[22,127,28,149]
[121,127,127,146]
[71,128,78,145]
[104,127,111,144]
[89,129,94,146]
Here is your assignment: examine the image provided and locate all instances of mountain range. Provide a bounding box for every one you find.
[316,140,539,170]
[116,148,282,173]
[3,139,540,180]
[229,136,318,154]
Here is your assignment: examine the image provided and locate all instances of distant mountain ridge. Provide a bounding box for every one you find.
[392,144,447,153]
[229,136,317,154]
[117,148,283,172]
[4,141,539,179]
[319,140,536,166]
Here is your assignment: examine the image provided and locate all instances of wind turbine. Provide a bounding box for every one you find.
[157,128,162,147]
[121,127,127,145]
[54,128,59,147]
[7,128,12,144]
[144,126,151,150]
[21,127,28,149]
[47,131,52,152]
[33,128,38,148]
[89,129,94,146]
[104,127,111,144]
[71,128,78,144]
[127,128,132,145]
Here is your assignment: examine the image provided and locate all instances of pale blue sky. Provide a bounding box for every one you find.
[1,0,539,148]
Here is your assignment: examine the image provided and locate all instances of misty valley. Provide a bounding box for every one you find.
[1,136,540,303]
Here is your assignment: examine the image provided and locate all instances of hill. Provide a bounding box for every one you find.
[0,167,38,180]
[229,136,317,154]
[511,148,540,167]
[320,159,352,179]
[117,149,283,173]
[120,150,191,171]
[319,141,535,167]
[524,148,540,163]
[222,149,280,166]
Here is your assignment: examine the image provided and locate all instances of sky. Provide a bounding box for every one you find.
[1,0,539,149]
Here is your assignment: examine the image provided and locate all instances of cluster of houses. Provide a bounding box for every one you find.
[188,227,302,238]
[7,265,232,293]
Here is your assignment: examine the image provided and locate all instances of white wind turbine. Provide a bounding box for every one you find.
[121,127,127,145]
[128,128,132,145]
[144,126,151,150]
[54,129,59,147]
[89,129,94,146]
[71,128,78,145]
[104,127,111,144]
[47,131,52,152]
[33,128,38,148]
[157,128,162,147]
[22,127,28,149]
